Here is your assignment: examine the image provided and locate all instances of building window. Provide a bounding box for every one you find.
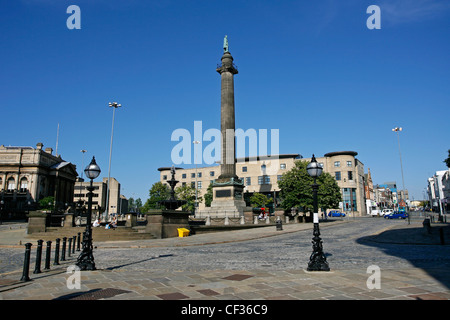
[7,178,15,191]
[334,161,340,167]
[197,181,202,189]
[182,173,186,179]
[162,175,167,180]
[197,172,202,178]
[191,182,195,188]
[191,173,195,178]
[182,182,186,186]
[277,175,282,181]
[20,178,28,192]
[209,171,215,177]
[258,176,270,185]
[347,161,352,167]
[348,171,353,180]
[242,166,247,172]
[280,163,286,170]
[342,188,357,211]
[335,172,341,181]
[245,177,251,186]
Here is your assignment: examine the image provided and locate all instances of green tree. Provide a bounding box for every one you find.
[444,149,450,168]
[142,181,171,212]
[204,183,213,207]
[175,184,202,212]
[135,198,143,212]
[250,192,273,208]
[128,197,135,211]
[39,196,55,211]
[278,160,342,213]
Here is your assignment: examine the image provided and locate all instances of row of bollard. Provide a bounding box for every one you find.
[20,233,83,282]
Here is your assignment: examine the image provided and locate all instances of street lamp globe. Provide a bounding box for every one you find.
[84,157,101,180]
[307,154,323,179]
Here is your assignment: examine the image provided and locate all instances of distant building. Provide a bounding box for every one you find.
[74,177,126,215]
[0,143,77,218]
[373,185,394,209]
[427,170,450,214]
[158,151,367,216]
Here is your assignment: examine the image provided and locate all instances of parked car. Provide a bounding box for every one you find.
[381,209,393,216]
[384,211,408,219]
[328,210,346,217]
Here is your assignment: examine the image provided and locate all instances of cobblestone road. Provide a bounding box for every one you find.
[90,218,450,273]
[1,217,450,301]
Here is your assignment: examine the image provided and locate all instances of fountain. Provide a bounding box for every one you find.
[158,166,187,210]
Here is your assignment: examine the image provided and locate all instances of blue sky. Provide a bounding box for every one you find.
[1,0,449,202]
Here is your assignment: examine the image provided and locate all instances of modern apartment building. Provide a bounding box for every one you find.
[158,151,367,215]
[74,177,124,215]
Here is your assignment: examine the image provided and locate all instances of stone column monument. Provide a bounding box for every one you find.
[201,36,246,217]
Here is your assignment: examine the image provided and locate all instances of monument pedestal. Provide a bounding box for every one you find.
[200,178,246,217]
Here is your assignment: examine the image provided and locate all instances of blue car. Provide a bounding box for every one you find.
[327,210,346,217]
[384,211,408,219]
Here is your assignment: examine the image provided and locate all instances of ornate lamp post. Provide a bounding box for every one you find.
[76,156,101,271]
[306,154,330,271]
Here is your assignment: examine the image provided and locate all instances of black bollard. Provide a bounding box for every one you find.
[68,238,72,257]
[77,232,81,251]
[54,238,60,265]
[44,241,52,270]
[61,237,67,261]
[72,236,76,254]
[33,240,43,274]
[20,243,33,282]
[276,217,283,231]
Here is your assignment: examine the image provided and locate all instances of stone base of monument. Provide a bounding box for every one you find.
[199,178,247,218]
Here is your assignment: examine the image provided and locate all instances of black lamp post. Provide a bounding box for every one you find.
[76,156,101,271]
[306,154,330,272]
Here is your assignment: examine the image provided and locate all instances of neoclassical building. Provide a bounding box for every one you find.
[158,151,367,216]
[0,143,78,217]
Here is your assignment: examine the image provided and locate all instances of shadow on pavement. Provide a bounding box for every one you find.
[356,223,450,290]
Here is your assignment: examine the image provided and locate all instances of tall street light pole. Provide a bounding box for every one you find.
[392,127,406,201]
[76,156,101,271]
[306,154,330,272]
[105,102,122,220]
[193,140,200,216]
[80,149,87,180]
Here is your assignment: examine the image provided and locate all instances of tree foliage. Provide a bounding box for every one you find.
[204,183,213,207]
[278,160,342,213]
[444,149,450,168]
[250,192,273,208]
[175,184,202,212]
[39,196,55,210]
[141,181,170,212]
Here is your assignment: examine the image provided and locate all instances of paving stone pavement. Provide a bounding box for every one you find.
[1,217,449,304]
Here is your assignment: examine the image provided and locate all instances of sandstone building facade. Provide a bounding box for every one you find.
[158,151,367,216]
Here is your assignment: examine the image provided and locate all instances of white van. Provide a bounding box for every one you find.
[370,206,381,216]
